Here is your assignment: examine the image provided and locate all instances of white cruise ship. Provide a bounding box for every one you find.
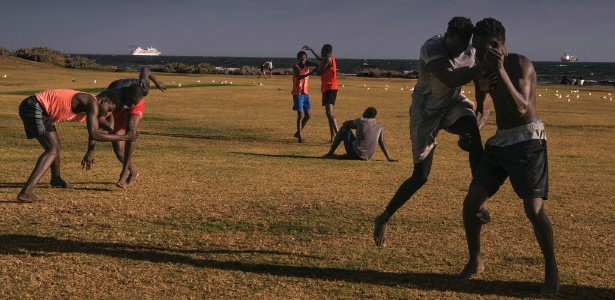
[131,47,161,56]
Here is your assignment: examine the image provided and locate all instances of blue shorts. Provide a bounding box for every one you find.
[293,94,311,111]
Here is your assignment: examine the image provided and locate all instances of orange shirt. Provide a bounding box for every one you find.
[291,64,310,95]
[320,54,338,93]
[35,89,87,123]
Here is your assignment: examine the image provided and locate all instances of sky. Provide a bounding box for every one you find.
[1,0,614,62]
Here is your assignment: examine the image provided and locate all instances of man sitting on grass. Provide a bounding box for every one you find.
[322,107,397,162]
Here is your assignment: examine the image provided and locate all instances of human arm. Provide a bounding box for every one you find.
[302,45,323,61]
[81,113,115,170]
[378,130,397,162]
[429,57,487,88]
[487,50,535,118]
[81,96,138,143]
[312,56,332,76]
[474,73,496,130]
[293,65,311,80]
[140,67,166,92]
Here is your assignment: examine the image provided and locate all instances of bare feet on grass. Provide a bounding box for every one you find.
[456,257,484,280]
[117,170,139,188]
[541,267,560,296]
[127,171,139,186]
[17,193,45,203]
[50,178,73,188]
[373,211,390,247]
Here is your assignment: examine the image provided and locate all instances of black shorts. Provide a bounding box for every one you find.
[19,96,55,139]
[322,90,338,106]
[471,139,548,200]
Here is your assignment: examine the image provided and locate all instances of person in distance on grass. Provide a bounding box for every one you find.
[17,89,139,203]
[303,44,339,142]
[291,51,319,143]
[373,16,495,247]
[322,107,397,162]
[456,18,559,295]
[81,67,165,188]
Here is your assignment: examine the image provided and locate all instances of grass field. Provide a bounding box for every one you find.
[1,56,614,299]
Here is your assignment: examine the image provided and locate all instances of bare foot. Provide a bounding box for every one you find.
[322,153,336,159]
[374,212,390,247]
[50,178,74,188]
[126,171,139,186]
[17,193,45,203]
[456,257,484,280]
[476,209,491,224]
[541,268,560,295]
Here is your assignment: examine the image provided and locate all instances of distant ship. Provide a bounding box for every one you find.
[561,52,578,62]
[131,47,161,56]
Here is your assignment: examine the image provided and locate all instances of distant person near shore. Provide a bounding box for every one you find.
[267,59,274,78]
[560,76,569,84]
[82,67,166,188]
[456,17,560,295]
[303,44,339,142]
[373,16,494,247]
[258,61,267,79]
[578,77,584,86]
[17,89,138,203]
[322,107,397,162]
[291,51,318,143]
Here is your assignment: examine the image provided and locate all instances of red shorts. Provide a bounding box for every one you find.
[110,99,145,133]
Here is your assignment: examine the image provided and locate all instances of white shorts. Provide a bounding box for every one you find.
[410,94,475,164]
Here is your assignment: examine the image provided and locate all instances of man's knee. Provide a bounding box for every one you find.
[523,198,545,221]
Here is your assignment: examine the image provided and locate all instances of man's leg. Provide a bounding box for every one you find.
[457,186,490,279]
[323,125,348,158]
[448,115,484,175]
[48,138,73,188]
[374,151,434,246]
[295,110,310,143]
[448,115,490,223]
[324,103,338,142]
[18,132,62,202]
[117,114,141,188]
[523,197,560,295]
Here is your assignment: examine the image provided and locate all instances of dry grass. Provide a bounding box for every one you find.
[0,56,614,299]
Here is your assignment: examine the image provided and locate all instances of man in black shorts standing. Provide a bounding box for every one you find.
[303,44,339,142]
[456,18,559,296]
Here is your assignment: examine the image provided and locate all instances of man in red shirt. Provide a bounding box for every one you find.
[303,44,339,142]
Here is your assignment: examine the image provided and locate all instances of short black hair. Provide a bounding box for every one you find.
[322,44,333,54]
[446,16,474,41]
[363,107,377,119]
[297,50,307,59]
[474,17,506,43]
[123,84,144,107]
[96,90,119,106]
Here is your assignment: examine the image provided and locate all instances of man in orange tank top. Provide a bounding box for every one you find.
[291,51,318,142]
[303,44,339,142]
[17,90,139,203]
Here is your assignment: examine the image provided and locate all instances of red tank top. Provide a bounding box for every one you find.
[320,54,338,93]
[291,64,310,95]
[35,89,87,123]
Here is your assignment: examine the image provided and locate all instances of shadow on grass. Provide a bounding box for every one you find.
[229,152,322,160]
[1,234,612,299]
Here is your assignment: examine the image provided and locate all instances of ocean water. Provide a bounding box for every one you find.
[80,54,615,85]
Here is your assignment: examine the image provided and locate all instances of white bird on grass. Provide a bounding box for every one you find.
[2,74,7,78]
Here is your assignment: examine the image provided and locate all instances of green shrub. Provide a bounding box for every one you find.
[0,47,13,56]
[14,47,66,67]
